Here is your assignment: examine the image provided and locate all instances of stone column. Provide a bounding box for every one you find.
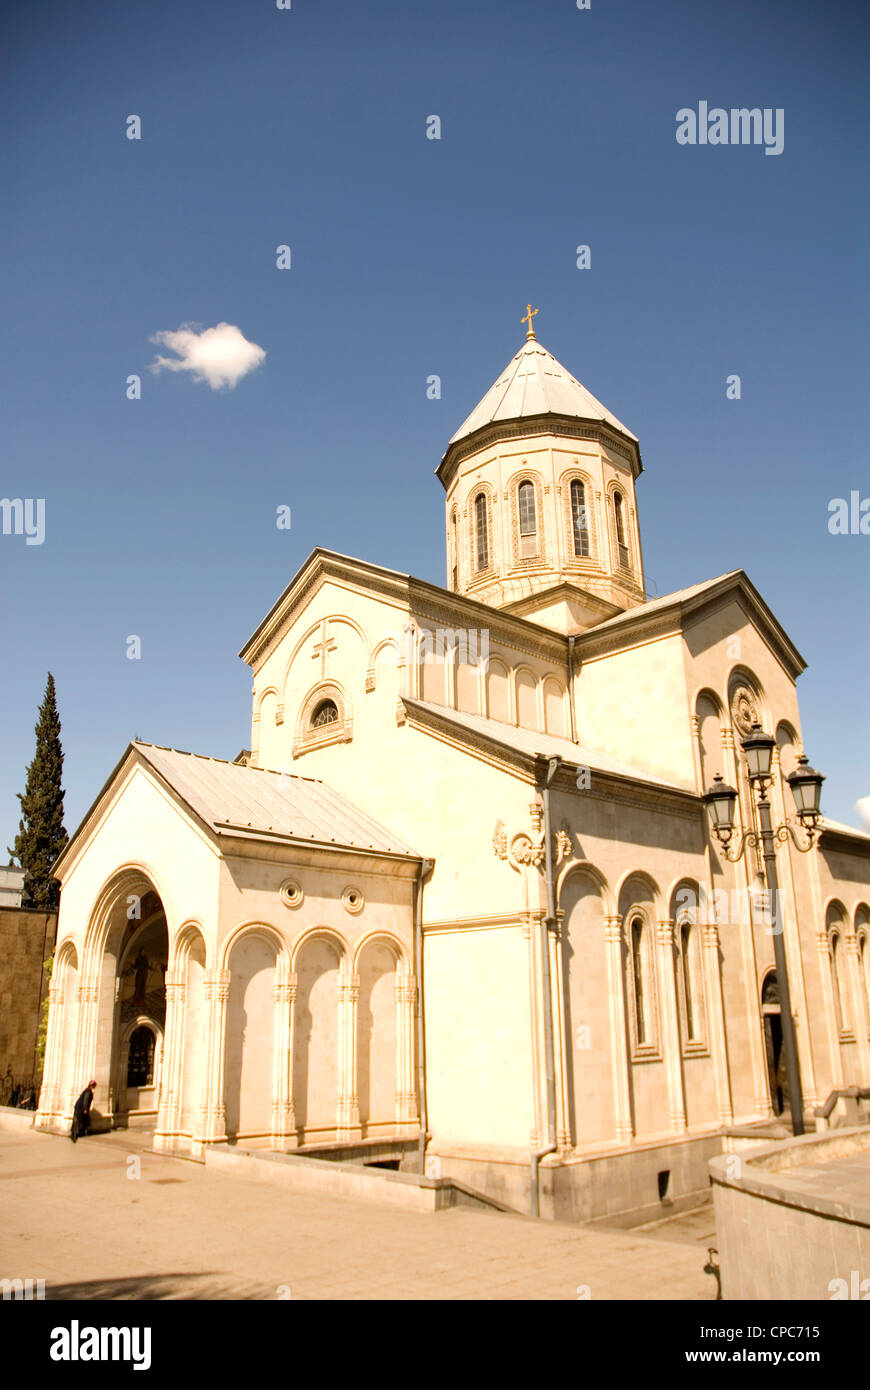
[73,981,100,1120]
[844,935,870,1084]
[603,915,633,1143]
[395,974,418,1125]
[700,923,733,1124]
[36,981,66,1123]
[815,930,845,1091]
[337,974,361,1138]
[199,968,231,1146]
[155,973,186,1144]
[271,974,296,1149]
[251,710,260,768]
[656,920,687,1132]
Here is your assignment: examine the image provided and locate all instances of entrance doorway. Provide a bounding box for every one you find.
[112,893,168,1123]
[761,972,787,1117]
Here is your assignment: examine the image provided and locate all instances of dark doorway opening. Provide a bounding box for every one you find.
[762,972,787,1117]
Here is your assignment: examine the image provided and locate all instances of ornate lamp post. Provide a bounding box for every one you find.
[702,724,825,1136]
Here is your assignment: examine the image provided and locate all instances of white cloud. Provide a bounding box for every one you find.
[856,796,870,831]
[149,322,266,390]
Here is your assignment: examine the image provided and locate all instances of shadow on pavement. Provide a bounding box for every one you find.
[45,1273,268,1300]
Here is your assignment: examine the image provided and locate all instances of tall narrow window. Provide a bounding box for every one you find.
[518,480,537,558]
[830,933,845,1032]
[451,513,459,589]
[831,932,852,1034]
[570,479,590,557]
[474,493,488,571]
[860,933,870,1017]
[681,922,696,1041]
[631,917,646,1045]
[614,491,630,569]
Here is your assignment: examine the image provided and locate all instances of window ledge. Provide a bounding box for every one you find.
[292,719,353,758]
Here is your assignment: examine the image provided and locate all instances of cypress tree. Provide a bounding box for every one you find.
[9,673,68,911]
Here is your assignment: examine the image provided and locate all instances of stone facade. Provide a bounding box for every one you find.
[0,906,56,1093]
[36,331,870,1219]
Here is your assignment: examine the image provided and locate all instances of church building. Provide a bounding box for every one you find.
[37,317,870,1220]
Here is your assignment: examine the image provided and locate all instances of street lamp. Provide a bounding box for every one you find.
[702,723,826,1137]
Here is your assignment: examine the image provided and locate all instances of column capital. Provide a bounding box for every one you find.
[656,919,675,946]
[204,968,231,1002]
[395,977,417,1004]
[701,923,720,950]
[603,915,623,943]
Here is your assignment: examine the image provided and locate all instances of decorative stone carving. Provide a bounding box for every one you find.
[730,685,759,737]
[513,835,544,868]
[493,810,546,871]
[554,824,573,864]
[279,879,304,909]
[341,886,364,914]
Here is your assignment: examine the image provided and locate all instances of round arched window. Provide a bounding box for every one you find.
[311,699,339,728]
[127,1026,155,1088]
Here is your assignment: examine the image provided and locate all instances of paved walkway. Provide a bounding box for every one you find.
[0,1127,716,1300]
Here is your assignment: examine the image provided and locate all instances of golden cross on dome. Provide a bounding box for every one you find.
[521,304,539,340]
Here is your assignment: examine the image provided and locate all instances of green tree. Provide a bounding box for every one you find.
[9,673,68,911]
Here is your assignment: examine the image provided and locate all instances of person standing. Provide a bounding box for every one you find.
[70,1080,97,1142]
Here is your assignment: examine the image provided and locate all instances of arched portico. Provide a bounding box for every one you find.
[39,867,171,1132]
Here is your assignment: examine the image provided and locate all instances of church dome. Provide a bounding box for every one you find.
[446,336,638,451]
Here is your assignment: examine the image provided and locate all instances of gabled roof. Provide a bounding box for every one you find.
[402,698,696,797]
[55,742,420,877]
[446,336,638,449]
[574,569,808,680]
[135,744,419,854]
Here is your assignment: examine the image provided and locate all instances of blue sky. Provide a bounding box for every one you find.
[1,0,867,851]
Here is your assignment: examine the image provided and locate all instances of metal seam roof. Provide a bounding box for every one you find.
[448,337,638,447]
[134,743,419,857]
[402,699,693,793]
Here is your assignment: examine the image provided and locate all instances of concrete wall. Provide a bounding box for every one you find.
[710,1127,870,1299]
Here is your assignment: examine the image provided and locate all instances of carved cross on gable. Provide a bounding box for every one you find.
[311,620,337,677]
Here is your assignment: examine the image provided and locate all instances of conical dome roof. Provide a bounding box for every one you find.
[447,336,637,447]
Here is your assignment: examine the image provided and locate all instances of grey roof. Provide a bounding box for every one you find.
[134,743,420,857]
[588,572,743,633]
[819,816,870,844]
[402,700,692,794]
[448,337,637,447]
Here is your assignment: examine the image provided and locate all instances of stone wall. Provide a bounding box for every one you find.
[0,907,56,1094]
[710,1126,870,1299]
